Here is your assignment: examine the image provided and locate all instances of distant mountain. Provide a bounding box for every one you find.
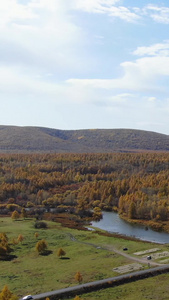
[0,125,169,153]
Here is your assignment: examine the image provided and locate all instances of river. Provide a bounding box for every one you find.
[91,211,169,244]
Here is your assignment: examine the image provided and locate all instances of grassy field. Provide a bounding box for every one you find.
[0,217,169,299]
[68,273,169,300]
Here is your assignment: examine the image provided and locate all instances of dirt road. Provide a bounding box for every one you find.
[68,233,163,267]
[104,244,163,266]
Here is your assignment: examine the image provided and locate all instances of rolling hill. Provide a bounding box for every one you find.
[0,125,169,153]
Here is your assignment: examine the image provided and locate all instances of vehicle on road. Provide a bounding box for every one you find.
[22,295,33,300]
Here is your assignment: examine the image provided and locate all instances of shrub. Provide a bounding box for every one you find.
[34,221,47,229]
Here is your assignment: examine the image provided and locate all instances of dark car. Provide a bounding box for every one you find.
[22,295,33,300]
[147,255,151,260]
[123,247,128,251]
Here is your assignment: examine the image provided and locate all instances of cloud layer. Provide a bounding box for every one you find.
[1,0,169,134]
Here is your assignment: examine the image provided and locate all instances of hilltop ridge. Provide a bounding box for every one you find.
[0,125,169,153]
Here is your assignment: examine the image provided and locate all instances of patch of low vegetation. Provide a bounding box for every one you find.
[34,221,48,229]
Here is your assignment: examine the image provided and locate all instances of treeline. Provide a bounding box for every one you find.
[1,153,169,224]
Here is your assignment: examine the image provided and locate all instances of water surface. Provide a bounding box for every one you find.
[91,211,169,244]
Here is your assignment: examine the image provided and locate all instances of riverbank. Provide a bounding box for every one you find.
[91,211,169,244]
[119,214,169,232]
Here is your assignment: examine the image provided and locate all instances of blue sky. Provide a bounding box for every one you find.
[1,0,169,134]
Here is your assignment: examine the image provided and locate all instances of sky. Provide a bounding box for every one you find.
[1,0,169,134]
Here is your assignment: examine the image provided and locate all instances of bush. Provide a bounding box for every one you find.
[34,221,47,229]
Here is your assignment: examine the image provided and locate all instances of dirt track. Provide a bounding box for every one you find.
[103,244,163,266]
[68,233,163,267]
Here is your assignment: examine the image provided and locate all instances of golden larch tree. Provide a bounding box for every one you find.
[57,248,66,258]
[0,285,18,300]
[35,239,48,254]
[74,271,83,283]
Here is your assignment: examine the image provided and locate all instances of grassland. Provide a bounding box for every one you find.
[0,217,169,299]
[68,273,169,300]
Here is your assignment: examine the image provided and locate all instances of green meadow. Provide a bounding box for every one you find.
[0,217,169,299]
[68,273,169,300]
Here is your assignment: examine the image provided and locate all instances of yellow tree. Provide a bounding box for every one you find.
[17,234,24,244]
[0,285,18,300]
[74,271,83,283]
[35,239,48,254]
[11,211,20,221]
[35,232,39,239]
[57,248,66,258]
[0,233,11,258]
[93,207,102,220]
[0,233,8,244]
[21,208,27,219]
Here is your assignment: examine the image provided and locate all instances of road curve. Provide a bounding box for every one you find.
[104,245,163,266]
[68,233,163,267]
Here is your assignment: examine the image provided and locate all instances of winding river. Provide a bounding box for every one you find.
[91,211,169,244]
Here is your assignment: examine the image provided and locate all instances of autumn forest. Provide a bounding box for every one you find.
[1,153,169,231]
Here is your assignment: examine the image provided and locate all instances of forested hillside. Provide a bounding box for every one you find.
[1,125,169,152]
[1,153,169,231]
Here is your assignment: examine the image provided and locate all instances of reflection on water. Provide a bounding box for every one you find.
[91,211,169,244]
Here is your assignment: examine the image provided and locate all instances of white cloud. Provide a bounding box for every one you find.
[108,6,140,22]
[0,0,37,29]
[1,1,169,135]
[72,2,169,24]
[0,0,84,74]
[133,41,169,57]
[73,0,140,22]
[73,0,120,13]
[2,38,169,109]
[144,5,169,24]
[0,65,66,102]
[122,56,169,78]
[67,54,169,96]
[147,96,156,102]
[109,93,134,103]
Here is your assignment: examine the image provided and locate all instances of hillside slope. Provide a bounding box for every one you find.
[0,125,169,153]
